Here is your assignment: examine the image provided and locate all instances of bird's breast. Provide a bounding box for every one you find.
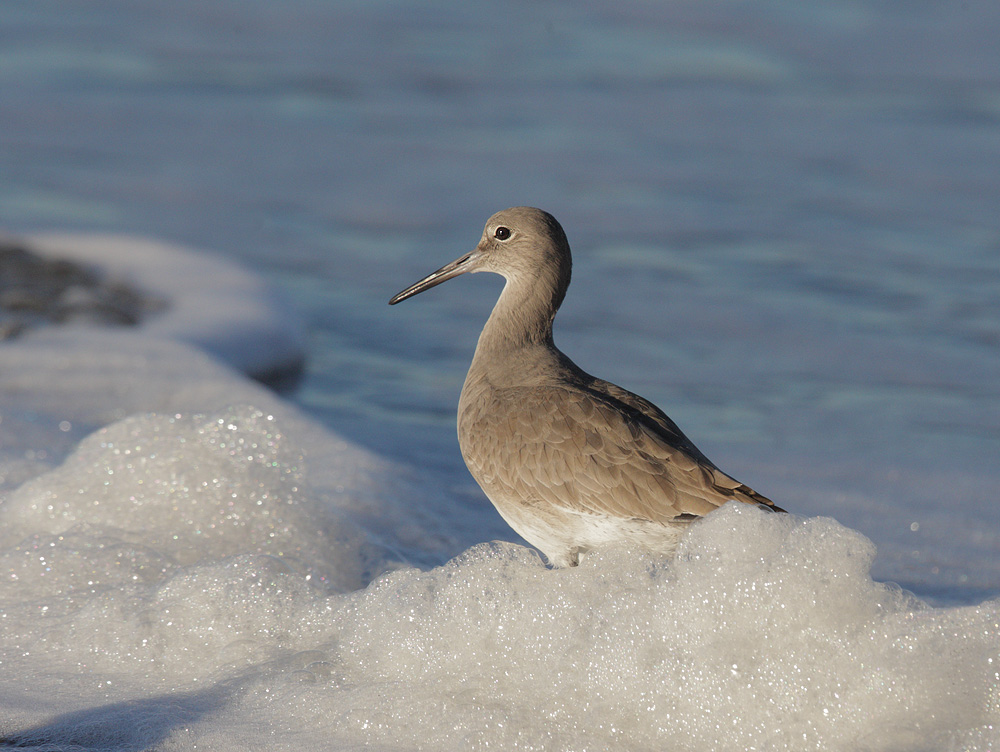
[458,374,537,498]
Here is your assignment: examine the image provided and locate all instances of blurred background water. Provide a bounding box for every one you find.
[2,0,999,598]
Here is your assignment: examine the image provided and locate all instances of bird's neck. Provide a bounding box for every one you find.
[470,270,565,377]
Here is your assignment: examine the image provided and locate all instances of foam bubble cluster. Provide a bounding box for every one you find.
[0,409,997,751]
[0,407,379,592]
[320,511,998,751]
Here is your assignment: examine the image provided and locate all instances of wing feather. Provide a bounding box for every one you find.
[460,382,780,524]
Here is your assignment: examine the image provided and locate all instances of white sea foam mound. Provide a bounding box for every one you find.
[0,407,996,751]
[24,232,306,382]
[0,407,383,600]
[320,508,999,751]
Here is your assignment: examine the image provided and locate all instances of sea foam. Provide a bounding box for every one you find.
[0,406,997,750]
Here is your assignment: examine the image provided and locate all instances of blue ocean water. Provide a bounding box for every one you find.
[1,0,999,596]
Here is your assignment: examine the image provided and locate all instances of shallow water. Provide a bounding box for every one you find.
[0,2,999,749]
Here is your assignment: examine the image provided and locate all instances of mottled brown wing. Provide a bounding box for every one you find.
[461,384,777,524]
[588,379,780,509]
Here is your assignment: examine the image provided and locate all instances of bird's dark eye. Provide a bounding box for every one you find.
[494,226,511,241]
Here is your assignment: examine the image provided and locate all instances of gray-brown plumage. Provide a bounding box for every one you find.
[390,207,782,567]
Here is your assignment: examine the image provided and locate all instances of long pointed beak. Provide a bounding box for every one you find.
[389,251,476,305]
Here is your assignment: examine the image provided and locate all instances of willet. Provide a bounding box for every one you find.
[390,207,783,567]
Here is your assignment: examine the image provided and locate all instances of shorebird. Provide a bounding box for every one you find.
[390,207,783,567]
